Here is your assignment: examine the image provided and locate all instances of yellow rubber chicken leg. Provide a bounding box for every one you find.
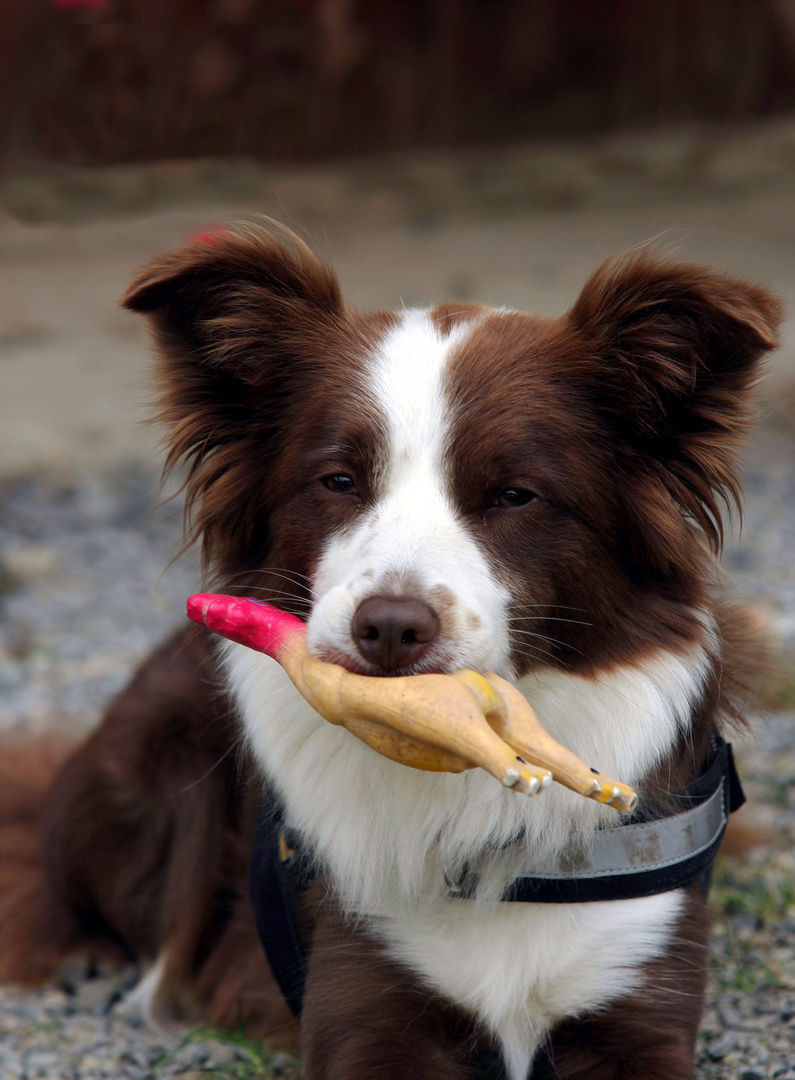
[477,671,638,812]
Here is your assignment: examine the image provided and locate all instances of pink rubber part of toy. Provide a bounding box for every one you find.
[186,594,305,659]
[185,224,229,245]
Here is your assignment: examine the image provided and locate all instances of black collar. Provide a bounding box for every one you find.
[249,735,744,1019]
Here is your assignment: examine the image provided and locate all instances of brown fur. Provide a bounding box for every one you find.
[299,884,493,1079]
[0,632,297,1049]
[0,734,86,984]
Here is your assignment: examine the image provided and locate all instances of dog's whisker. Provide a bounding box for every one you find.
[507,617,593,626]
[507,605,590,613]
[221,566,314,586]
[508,629,583,654]
[517,643,563,665]
[234,587,311,606]
[176,745,236,795]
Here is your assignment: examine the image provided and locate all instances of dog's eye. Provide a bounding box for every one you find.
[494,488,536,508]
[323,474,359,495]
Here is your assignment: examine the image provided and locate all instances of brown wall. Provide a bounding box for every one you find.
[2,0,795,171]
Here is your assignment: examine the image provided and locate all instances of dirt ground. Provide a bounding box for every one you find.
[2,148,795,477]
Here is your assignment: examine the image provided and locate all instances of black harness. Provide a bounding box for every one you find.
[249,735,744,1020]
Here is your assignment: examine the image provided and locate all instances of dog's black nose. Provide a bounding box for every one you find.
[352,596,438,671]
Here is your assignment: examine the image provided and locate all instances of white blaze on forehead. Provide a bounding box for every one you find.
[307,308,512,674]
[369,309,463,482]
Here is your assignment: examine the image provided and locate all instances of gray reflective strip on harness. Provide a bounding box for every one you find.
[516,781,726,882]
[486,743,740,903]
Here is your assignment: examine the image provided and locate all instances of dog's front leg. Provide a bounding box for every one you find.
[299,887,492,1080]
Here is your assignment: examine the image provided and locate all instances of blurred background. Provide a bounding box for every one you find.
[3,0,795,165]
[1,2,794,1078]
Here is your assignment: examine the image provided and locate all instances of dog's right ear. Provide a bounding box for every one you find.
[122,228,343,570]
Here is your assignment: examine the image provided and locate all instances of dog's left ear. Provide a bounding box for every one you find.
[569,253,783,552]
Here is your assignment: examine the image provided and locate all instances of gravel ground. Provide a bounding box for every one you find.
[0,971,296,1080]
[696,706,795,1080]
[1,424,794,1078]
[0,465,199,739]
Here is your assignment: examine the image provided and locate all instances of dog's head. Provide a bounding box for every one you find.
[125,229,781,682]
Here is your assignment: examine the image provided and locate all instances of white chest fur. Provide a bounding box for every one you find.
[377,891,684,1080]
[226,640,709,1078]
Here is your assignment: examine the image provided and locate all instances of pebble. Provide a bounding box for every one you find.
[202,1042,238,1066]
[707,1032,735,1061]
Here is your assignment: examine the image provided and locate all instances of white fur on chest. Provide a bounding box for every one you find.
[377,891,684,1080]
[226,637,709,1077]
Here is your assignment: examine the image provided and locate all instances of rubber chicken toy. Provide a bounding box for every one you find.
[187,593,638,813]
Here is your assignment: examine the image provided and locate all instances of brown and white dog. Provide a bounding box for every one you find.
[0,230,783,1079]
